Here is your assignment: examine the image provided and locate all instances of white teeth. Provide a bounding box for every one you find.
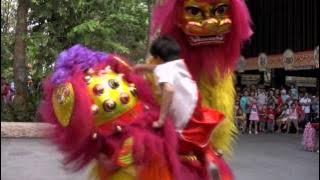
[190,35,224,43]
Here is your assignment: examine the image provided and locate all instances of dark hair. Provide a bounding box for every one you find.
[150,36,180,62]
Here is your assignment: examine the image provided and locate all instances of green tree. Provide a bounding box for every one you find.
[1,0,153,122]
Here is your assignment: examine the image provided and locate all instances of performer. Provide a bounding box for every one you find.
[39,0,253,179]
[150,0,252,158]
[137,35,233,180]
[135,36,224,133]
[40,44,231,180]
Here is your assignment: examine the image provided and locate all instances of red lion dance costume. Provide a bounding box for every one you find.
[39,0,251,180]
[149,0,251,170]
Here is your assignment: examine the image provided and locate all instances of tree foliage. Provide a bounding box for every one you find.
[1,0,152,121]
[1,0,16,79]
[28,0,149,80]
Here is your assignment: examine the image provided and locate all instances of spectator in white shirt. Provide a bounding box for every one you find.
[300,92,312,123]
[290,85,299,100]
[281,89,290,104]
[257,89,267,111]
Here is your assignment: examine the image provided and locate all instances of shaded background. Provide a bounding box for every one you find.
[243,0,318,57]
[238,0,319,89]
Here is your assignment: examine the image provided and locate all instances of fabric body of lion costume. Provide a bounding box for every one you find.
[39,45,236,180]
[39,0,251,179]
[150,0,252,156]
[147,0,252,178]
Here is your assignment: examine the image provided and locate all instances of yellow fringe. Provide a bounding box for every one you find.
[198,69,237,158]
[89,161,136,180]
[145,60,237,158]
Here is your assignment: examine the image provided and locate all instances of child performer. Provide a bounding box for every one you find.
[134,35,224,147]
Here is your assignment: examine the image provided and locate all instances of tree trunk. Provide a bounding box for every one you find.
[13,0,29,108]
[145,0,153,58]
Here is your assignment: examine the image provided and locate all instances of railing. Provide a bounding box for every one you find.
[1,122,52,138]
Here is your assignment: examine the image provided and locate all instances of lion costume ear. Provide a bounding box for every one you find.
[52,82,75,127]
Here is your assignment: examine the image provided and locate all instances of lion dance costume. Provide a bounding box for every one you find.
[39,0,252,180]
[149,0,252,164]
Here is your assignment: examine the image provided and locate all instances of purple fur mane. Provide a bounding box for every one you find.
[51,44,108,84]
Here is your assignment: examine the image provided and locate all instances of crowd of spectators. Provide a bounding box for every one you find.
[1,76,36,105]
[234,84,319,135]
[1,78,15,104]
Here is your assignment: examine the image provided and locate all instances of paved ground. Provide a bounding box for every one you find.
[1,134,319,180]
[230,134,319,180]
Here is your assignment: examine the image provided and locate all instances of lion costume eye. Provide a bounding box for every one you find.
[213,4,229,16]
[186,6,203,16]
[103,99,117,112]
[108,79,119,89]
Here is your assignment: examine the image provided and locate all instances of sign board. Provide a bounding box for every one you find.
[241,74,261,85]
[285,76,318,87]
[314,46,319,68]
[243,51,315,71]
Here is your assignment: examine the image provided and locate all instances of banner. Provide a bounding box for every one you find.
[283,49,294,70]
[241,74,261,85]
[258,53,268,71]
[240,50,315,71]
[285,76,318,87]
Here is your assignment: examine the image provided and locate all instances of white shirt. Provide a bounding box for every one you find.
[290,88,298,99]
[257,93,267,107]
[300,97,311,114]
[154,59,198,131]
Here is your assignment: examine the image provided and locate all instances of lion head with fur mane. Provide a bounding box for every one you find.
[151,0,252,157]
[151,0,252,79]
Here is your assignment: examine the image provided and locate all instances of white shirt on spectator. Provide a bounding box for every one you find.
[290,88,298,100]
[154,59,198,131]
[257,92,267,108]
[300,97,311,114]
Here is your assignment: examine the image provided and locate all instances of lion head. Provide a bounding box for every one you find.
[151,0,252,78]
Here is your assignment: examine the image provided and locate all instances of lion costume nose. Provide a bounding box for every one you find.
[185,17,231,36]
[203,18,219,31]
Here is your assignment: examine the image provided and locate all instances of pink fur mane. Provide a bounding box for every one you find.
[38,54,159,171]
[151,0,252,79]
[39,52,210,179]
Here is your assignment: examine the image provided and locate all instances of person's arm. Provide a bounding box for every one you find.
[153,82,175,128]
[133,64,157,73]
